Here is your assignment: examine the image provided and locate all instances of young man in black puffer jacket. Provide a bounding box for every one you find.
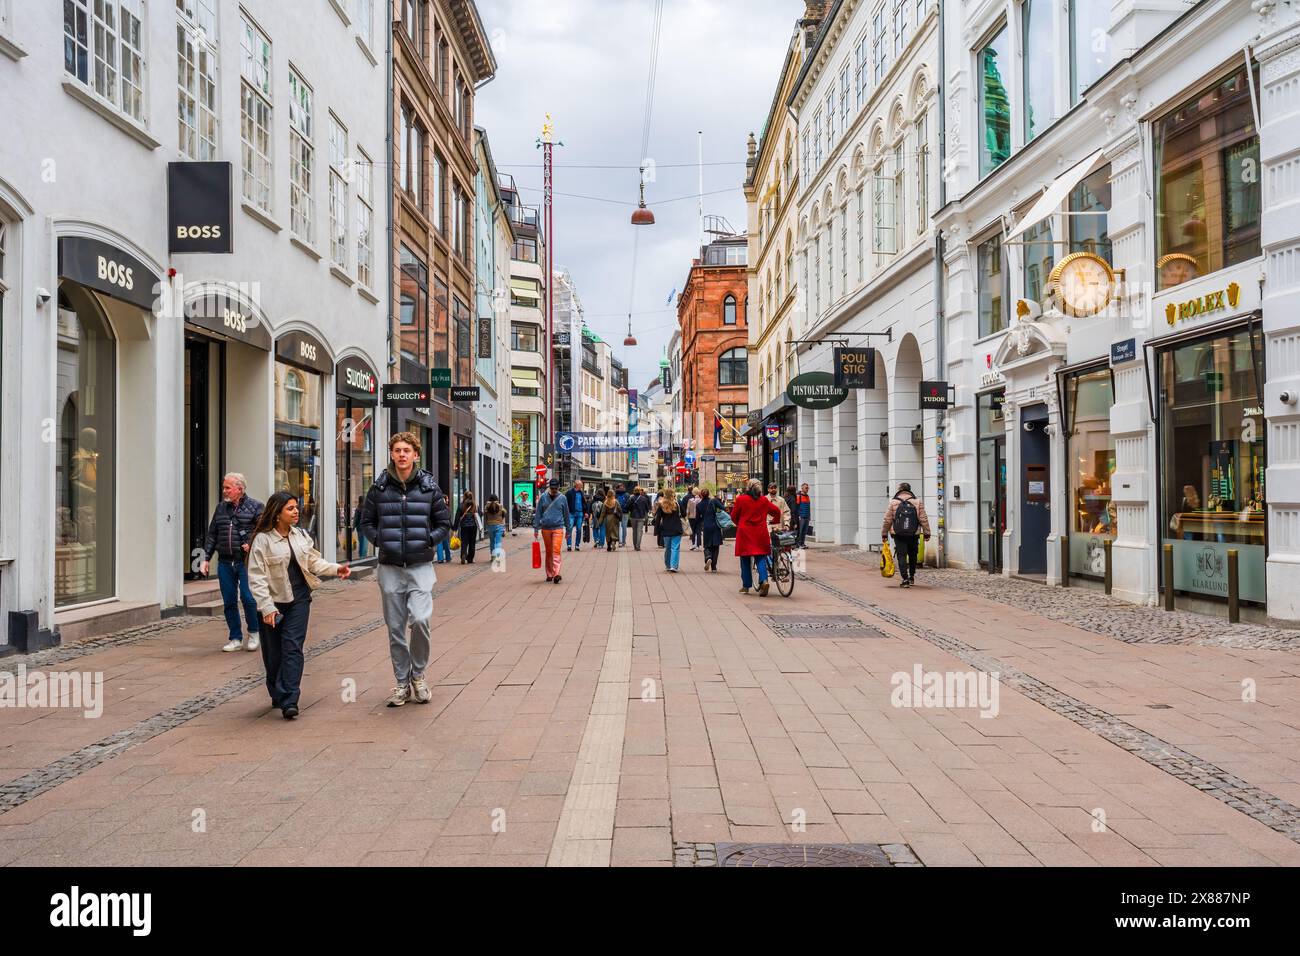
[359,431,452,708]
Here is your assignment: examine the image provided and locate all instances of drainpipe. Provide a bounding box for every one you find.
[935,0,948,566]
[385,16,395,440]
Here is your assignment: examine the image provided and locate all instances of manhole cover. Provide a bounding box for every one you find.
[759,614,887,639]
[674,842,921,867]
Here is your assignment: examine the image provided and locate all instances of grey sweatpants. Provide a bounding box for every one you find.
[377,562,435,685]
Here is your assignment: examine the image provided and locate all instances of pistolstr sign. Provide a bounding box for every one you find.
[788,371,848,410]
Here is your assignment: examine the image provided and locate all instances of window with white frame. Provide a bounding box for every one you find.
[64,0,146,122]
[812,237,820,317]
[240,16,273,212]
[802,129,811,180]
[825,91,835,144]
[839,64,850,130]
[855,32,869,109]
[355,0,374,50]
[288,69,314,241]
[915,110,929,233]
[328,114,348,266]
[872,8,888,84]
[893,0,909,58]
[177,0,218,160]
[873,159,896,256]
[826,223,834,302]
[893,141,905,243]
[785,246,793,294]
[356,147,373,286]
[856,186,865,280]
[813,111,823,168]
[840,207,848,290]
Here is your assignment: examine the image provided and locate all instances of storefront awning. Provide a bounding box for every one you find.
[1005,149,1108,243]
[511,371,539,389]
[510,279,540,301]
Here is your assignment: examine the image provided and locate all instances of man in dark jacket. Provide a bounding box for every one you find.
[615,484,630,547]
[201,472,264,653]
[359,431,452,707]
[628,486,652,550]
[881,482,932,588]
[564,480,590,552]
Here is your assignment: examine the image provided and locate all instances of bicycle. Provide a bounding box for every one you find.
[769,530,797,597]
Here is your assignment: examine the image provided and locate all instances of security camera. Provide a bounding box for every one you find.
[35,287,52,307]
[1282,390,1298,406]
[1023,420,1036,432]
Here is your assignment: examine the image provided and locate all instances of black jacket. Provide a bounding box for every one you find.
[203,495,264,562]
[564,487,592,517]
[629,493,652,520]
[653,509,685,538]
[358,468,452,566]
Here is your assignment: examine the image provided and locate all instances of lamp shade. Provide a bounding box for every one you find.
[631,207,655,225]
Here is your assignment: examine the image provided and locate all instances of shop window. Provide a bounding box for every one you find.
[1154,66,1260,291]
[336,396,375,563]
[55,285,116,607]
[1022,0,1056,143]
[1160,327,1265,602]
[1069,163,1112,263]
[275,361,322,545]
[1064,367,1116,577]
[978,22,1011,178]
[977,231,1006,337]
[1070,0,1109,105]
[977,390,1006,570]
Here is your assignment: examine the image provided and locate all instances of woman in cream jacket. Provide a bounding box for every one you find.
[247,492,350,719]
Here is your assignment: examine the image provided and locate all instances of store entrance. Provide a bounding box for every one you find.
[1019,403,1050,575]
[184,336,223,578]
[978,391,1007,572]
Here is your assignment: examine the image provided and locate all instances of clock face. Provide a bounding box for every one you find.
[1158,254,1200,290]
[1053,253,1113,317]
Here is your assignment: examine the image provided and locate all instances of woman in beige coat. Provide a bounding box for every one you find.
[247,492,350,719]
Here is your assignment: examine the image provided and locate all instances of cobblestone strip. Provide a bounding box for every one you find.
[547,557,634,867]
[832,549,1300,651]
[2,617,206,671]
[802,572,1300,845]
[0,553,513,816]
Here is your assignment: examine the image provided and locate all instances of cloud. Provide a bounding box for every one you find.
[475,0,796,389]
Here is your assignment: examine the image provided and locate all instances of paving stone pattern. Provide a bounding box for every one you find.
[833,550,1300,652]
[2,617,205,671]
[803,572,1300,845]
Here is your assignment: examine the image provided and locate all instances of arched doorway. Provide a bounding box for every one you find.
[890,333,924,494]
[858,348,890,546]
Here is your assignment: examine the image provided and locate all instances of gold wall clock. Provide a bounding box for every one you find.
[1048,252,1115,318]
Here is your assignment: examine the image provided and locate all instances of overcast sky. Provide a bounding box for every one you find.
[474,0,799,392]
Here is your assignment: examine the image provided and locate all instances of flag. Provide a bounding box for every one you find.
[713,412,723,450]
[665,288,676,305]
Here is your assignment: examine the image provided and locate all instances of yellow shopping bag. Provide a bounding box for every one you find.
[450,534,461,549]
[917,536,926,566]
[880,541,896,578]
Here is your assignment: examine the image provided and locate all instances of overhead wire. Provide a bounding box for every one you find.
[627,0,666,336]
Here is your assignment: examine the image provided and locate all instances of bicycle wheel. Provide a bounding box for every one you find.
[775,551,795,596]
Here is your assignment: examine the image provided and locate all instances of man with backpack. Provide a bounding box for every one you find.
[881,482,931,588]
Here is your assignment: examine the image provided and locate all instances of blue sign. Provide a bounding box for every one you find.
[555,431,653,453]
[684,451,696,465]
[773,449,781,464]
[1111,338,1136,365]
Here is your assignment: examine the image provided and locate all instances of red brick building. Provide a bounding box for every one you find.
[677,233,750,494]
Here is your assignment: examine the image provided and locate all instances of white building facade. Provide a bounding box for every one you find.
[790,0,940,548]
[935,0,1300,621]
[473,127,513,513]
[0,0,388,648]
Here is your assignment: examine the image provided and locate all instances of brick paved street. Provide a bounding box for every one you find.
[2,541,1299,867]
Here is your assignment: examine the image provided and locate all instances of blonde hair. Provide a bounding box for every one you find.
[661,495,679,514]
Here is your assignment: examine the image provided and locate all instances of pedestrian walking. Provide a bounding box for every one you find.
[731,478,780,596]
[483,493,507,557]
[697,488,723,572]
[200,472,265,653]
[247,491,351,719]
[564,480,590,552]
[456,492,481,563]
[592,492,606,549]
[795,483,812,547]
[601,489,623,552]
[653,493,684,572]
[881,481,932,587]
[533,478,570,582]
[767,483,791,556]
[629,485,652,550]
[687,488,702,550]
[359,431,453,707]
[616,484,630,547]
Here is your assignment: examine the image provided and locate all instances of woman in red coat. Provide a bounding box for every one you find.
[731,478,781,596]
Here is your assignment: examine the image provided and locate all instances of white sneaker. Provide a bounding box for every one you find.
[245,636,260,652]
[221,640,243,653]
[411,677,432,703]
[386,685,410,707]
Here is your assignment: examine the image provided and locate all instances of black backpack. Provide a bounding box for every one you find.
[892,497,919,535]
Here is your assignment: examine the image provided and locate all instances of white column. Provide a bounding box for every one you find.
[1258,12,1300,620]
[813,408,834,539]
[833,397,858,545]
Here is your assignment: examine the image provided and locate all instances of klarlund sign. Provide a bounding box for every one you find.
[788,371,849,410]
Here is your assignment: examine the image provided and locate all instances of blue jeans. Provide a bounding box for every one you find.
[217,559,259,642]
[663,535,681,570]
[739,554,769,589]
[567,513,584,548]
[594,521,606,547]
[619,513,629,545]
[436,538,452,562]
[488,524,505,554]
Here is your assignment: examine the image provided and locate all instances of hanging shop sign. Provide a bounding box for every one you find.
[336,354,380,405]
[764,423,782,441]
[788,371,849,410]
[1164,282,1240,327]
[275,329,331,373]
[450,386,480,402]
[430,367,453,389]
[381,384,431,407]
[556,432,654,453]
[57,236,159,311]
[167,161,233,254]
[833,347,876,389]
[918,381,954,410]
